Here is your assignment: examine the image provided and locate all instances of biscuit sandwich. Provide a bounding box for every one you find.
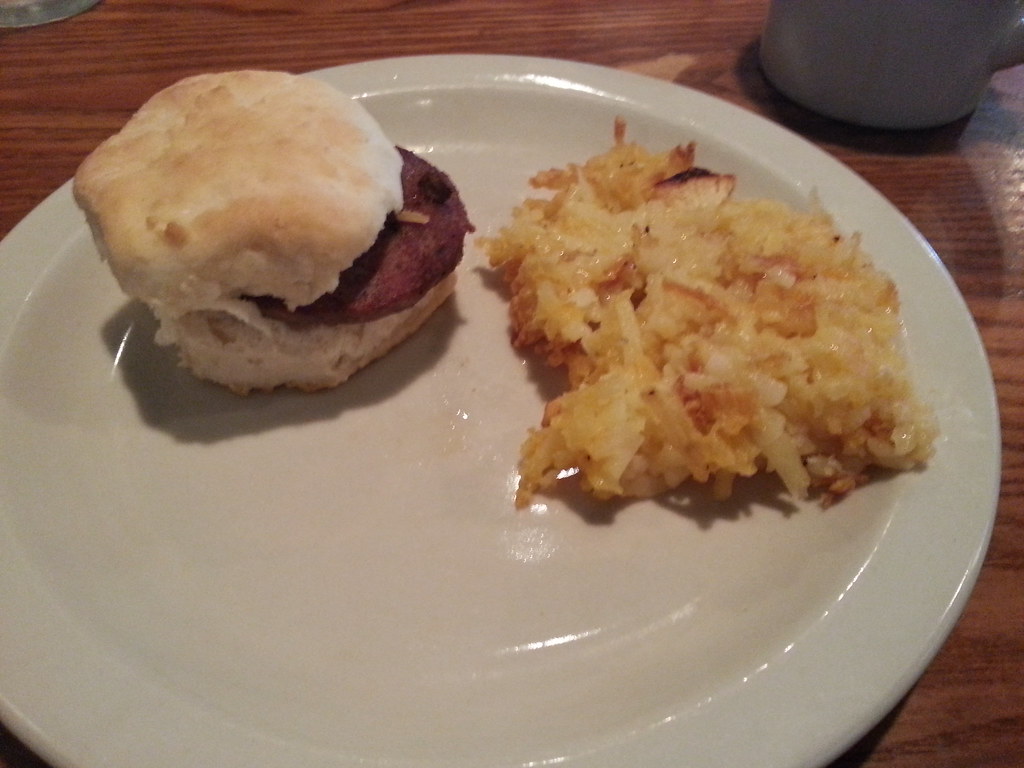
[74,70,471,393]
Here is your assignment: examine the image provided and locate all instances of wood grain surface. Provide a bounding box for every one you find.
[1,1,1021,767]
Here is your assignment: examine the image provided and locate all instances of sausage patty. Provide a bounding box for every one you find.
[247,148,471,326]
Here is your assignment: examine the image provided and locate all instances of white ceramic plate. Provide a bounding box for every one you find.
[0,55,1000,768]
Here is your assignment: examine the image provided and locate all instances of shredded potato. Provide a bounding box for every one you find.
[483,121,937,508]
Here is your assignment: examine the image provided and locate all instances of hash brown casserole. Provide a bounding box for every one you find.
[484,121,937,508]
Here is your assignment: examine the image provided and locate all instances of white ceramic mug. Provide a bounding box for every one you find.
[759,0,1024,129]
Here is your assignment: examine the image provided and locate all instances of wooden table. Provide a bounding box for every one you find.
[1,1,1021,766]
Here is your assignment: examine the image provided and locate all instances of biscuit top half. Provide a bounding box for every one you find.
[73,70,403,314]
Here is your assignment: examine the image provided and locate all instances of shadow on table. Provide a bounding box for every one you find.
[826,697,908,767]
[0,719,50,768]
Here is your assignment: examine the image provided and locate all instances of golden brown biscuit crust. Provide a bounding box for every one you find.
[73,70,403,314]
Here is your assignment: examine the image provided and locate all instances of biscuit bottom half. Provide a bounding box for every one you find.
[154,272,456,395]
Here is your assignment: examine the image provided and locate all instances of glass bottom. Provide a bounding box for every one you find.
[0,0,101,27]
